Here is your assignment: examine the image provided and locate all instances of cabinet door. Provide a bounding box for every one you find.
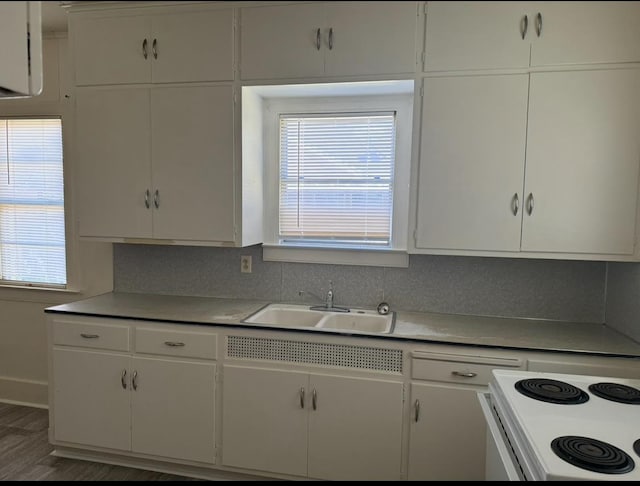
[530,2,640,67]
[151,9,234,83]
[221,366,309,477]
[73,15,151,86]
[151,86,235,242]
[522,69,640,254]
[308,374,403,481]
[131,357,216,464]
[408,383,486,480]
[324,1,417,77]
[424,1,531,71]
[52,348,131,451]
[76,88,152,238]
[415,75,529,251]
[239,3,325,80]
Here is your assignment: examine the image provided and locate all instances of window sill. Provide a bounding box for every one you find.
[262,244,409,268]
[0,283,82,305]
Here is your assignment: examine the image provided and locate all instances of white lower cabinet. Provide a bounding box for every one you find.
[50,318,217,465]
[50,316,640,481]
[408,383,487,480]
[52,348,131,451]
[53,349,216,464]
[407,349,526,480]
[131,357,216,464]
[221,365,404,480]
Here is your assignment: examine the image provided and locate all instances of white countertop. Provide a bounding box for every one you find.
[45,292,640,358]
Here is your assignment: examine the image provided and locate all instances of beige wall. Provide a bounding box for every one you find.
[0,36,113,407]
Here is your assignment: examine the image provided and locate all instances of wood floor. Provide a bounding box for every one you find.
[0,402,197,481]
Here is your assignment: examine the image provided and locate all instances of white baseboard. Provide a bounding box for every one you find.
[0,376,48,408]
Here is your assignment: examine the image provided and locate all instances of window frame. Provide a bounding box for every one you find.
[0,115,67,288]
[263,94,412,267]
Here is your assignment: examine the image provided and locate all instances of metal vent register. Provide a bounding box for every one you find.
[227,336,403,373]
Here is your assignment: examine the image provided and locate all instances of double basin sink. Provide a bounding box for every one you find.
[242,303,395,335]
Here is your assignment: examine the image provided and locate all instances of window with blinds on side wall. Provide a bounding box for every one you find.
[279,113,396,248]
[0,118,66,287]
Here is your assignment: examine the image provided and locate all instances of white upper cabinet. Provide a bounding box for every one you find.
[415,75,529,251]
[239,3,326,80]
[76,87,153,239]
[424,1,640,72]
[530,2,640,67]
[150,10,234,83]
[521,69,640,255]
[240,1,418,80]
[323,2,417,77]
[72,7,234,86]
[74,15,152,85]
[76,85,236,243]
[150,86,235,242]
[414,69,640,257]
[424,1,531,71]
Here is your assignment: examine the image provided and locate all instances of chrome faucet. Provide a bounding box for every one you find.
[325,280,334,309]
[299,280,350,313]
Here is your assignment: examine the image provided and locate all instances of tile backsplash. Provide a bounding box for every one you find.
[605,262,640,342]
[114,244,606,323]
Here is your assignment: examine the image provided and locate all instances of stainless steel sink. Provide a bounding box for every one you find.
[242,303,395,334]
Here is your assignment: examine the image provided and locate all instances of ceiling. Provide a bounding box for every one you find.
[42,1,68,32]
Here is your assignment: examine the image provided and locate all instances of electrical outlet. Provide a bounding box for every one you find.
[241,255,252,273]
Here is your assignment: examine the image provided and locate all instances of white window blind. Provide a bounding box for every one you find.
[279,113,396,247]
[0,118,66,286]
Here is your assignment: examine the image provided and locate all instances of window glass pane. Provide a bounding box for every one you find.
[279,114,395,247]
[0,118,66,285]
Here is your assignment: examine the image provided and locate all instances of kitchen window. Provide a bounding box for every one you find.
[279,113,395,248]
[259,85,412,267]
[0,117,66,287]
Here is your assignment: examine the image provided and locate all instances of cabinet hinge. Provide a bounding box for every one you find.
[402,383,406,404]
[421,51,426,67]
[419,85,424,98]
[413,229,418,244]
[424,2,428,15]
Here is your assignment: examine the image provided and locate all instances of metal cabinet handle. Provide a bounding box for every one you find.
[414,399,420,423]
[452,371,477,378]
[132,370,138,390]
[299,387,305,409]
[142,38,148,59]
[154,189,159,209]
[164,341,185,347]
[80,333,99,339]
[144,189,150,209]
[328,28,333,50]
[121,369,127,390]
[535,12,542,37]
[521,15,528,39]
[511,193,519,216]
[312,388,317,410]
[527,193,534,215]
[316,28,321,50]
[152,38,158,59]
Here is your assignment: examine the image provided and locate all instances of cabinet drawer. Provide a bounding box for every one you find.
[411,351,524,386]
[135,327,217,360]
[53,319,130,352]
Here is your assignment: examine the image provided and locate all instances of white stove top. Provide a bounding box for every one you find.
[490,369,640,481]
